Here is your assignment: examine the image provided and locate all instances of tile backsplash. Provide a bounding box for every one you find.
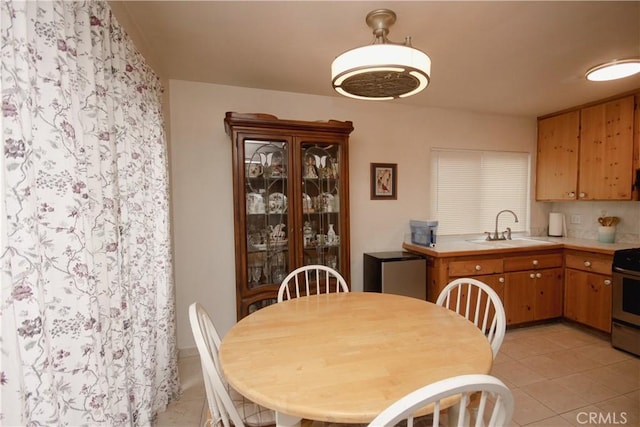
[549,201,640,244]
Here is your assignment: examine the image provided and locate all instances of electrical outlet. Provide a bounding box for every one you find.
[570,214,581,224]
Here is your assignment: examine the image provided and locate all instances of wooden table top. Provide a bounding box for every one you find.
[219,292,493,424]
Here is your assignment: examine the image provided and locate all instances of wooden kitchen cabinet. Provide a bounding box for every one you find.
[503,270,535,324]
[536,95,636,201]
[503,253,563,325]
[480,274,506,303]
[440,272,505,325]
[564,250,613,332]
[579,96,635,200]
[536,110,580,201]
[503,269,563,324]
[225,112,353,319]
[534,268,564,320]
[439,257,505,326]
[429,255,504,301]
[427,249,563,326]
[448,258,503,278]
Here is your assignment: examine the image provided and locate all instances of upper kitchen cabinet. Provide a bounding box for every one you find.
[536,110,580,200]
[225,112,354,320]
[579,96,634,200]
[536,94,637,201]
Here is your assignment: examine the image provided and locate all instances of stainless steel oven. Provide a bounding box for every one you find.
[611,248,640,356]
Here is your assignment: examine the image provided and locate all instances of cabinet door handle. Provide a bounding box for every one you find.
[532,259,539,266]
[584,261,592,267]
[604,279,611,286]
[475,265,481,271]
[530,273,536,279]
[499,277,505,283]
[568,191,576,198]
[536,273,542,279]
[579,192,586,199]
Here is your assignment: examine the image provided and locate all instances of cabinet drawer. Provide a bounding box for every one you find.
[449,259,503,277]
[565,253,611,275]
[504,253,563,272]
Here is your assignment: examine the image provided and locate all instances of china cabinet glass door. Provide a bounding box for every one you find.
[301,142,343,271]
[244,139,290,314]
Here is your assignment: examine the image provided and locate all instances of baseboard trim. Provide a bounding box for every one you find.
[178,347,198,359]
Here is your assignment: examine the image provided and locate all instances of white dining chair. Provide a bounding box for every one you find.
[436,278,506,358]
[368,374,514,427]
[277,265,349,302]
[189,303,276,427]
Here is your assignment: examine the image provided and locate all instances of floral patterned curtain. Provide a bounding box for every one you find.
[1,1,179,425]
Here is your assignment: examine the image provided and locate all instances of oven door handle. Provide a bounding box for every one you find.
[612,266,640,275]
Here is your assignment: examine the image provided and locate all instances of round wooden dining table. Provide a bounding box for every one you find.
[219,291,493,427]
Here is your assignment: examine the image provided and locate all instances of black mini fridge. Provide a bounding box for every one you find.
[363,252,426,300]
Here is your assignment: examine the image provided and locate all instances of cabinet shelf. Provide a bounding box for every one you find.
[303,211,340,214]
[303,178,339,182]
[247,213,289,216]
[304,244,340,249]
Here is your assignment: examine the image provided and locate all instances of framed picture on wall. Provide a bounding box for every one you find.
[370,163,397,200]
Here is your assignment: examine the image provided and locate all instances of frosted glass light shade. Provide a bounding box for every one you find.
[331,44,431,100]
[586,59,640,81]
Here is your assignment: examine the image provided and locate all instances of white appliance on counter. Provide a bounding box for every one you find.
[548,212,565,237]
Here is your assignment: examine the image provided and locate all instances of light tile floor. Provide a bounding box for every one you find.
[157,322,639,427]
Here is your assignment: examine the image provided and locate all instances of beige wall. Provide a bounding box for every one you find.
[169,80,538,351]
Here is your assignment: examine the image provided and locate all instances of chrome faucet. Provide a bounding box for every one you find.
[486,209,519,240]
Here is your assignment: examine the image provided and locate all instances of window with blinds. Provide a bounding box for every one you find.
[431,149,530,235]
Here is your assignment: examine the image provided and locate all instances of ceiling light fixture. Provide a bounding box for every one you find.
[585,58,640,82]
[331,9,431,101]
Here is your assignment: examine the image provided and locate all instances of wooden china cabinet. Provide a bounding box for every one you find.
[225,112,354,320]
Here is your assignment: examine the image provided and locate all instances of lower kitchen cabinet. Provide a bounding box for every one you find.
[503,253,564,325]
[564,250,613,333]
[412,243,618,333]
[534,268,564,319]
[503,271,535,324]
[441,273,506,323]
[426,249,564,326]
[479,274,506,303]
[503,268,563,325]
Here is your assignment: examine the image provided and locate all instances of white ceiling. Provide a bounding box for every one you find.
[116,1,640,117]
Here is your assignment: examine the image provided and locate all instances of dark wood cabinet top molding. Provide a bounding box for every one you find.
[225,112,354,136]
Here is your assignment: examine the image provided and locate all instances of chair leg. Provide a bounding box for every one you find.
[204,408,213,427]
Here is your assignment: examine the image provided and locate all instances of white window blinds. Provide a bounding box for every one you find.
[431,149,530,235]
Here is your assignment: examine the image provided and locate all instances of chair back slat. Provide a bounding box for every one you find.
[435,278,506,358]
[368,374,514,427]
[277,265,349,302]
[464,283,473,320]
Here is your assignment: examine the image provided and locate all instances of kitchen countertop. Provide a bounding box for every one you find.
[402,234,640,258]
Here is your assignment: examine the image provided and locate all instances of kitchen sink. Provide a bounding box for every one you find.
[466,237,554,247]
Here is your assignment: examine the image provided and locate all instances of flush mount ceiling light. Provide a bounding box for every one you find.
[585,58,640,81]
[331,9,431,101]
